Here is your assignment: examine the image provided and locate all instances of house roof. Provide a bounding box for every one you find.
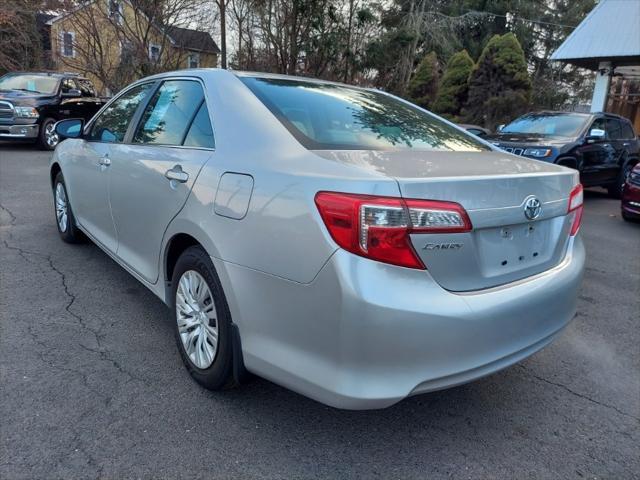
[166,26,220,54]
[551,0,640,69]
[45,1,219,55]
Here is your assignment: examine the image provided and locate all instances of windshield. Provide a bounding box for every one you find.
[0,74,59,94]
[502,114,588,137]
[240,77,489,152]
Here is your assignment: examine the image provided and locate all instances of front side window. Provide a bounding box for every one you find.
[61,78,77,94]
[88,83,153,143]
[61,32,75,57]
[0,74,59,94]
[240,77,488,151]
[133,80,205,146]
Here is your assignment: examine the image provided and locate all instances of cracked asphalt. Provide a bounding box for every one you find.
[1,144,639,479]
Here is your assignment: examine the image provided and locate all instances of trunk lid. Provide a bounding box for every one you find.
[314,150,579,291]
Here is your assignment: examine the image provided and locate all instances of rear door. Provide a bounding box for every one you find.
[108,78,214,283]
[605,118,627,181]
[68,83,154,253]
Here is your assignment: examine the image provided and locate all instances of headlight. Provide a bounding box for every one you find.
[523,148,552,158]
[14,106,40,118]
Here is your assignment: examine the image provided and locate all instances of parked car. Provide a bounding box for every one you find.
[457,123,491,137]
[50,70,585,409]
[0,71,108,150]
[486,111,639,198]
[622,162,640,222]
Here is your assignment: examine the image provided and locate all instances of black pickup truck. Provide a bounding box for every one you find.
[0,72,108,150]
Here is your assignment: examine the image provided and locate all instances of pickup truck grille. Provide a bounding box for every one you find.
[0,101,13,120]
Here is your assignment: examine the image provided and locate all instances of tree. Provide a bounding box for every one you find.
[431,49,473,119]
[464,33,532,130]
[0,1,43,75]
[407,51,440,109]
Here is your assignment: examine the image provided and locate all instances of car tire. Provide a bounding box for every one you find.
[38,118,59,150]
[171,246,238,391]
[607,162,633,199]
[53,172,85,243]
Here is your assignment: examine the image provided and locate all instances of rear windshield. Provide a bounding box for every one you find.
[0,74,59,94]
[502,113,588,137]
[240,77,489,152]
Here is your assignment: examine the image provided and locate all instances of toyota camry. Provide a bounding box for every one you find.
[50,69,585,409]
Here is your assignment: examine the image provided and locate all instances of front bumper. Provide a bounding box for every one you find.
[219,236,585,410]
[622,184,640,218]
[0,123,39,139]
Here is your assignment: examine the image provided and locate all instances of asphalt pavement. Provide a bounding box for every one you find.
[1,144,639,479]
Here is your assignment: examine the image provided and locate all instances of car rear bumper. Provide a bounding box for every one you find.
[218,236,585,410]
[0,123,39,139]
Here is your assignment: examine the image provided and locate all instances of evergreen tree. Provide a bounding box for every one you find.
[431,49,474,120]
[407,51,440,109]
[463,33,532,130]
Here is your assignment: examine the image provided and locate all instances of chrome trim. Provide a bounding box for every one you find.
[0,100,14,110]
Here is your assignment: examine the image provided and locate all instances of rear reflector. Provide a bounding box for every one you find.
[315,192,472,269]
[568,184,583,236]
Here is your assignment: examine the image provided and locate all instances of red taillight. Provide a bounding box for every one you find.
[314,192,472,269]
[568,184,584,236]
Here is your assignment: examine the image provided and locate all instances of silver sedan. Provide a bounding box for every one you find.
[50,69,585,409]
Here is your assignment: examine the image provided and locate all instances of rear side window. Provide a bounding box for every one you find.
[183,103,214,148]
[88,83,152,143]
[606,119,622,140]
[133,80,204,146]
[622,122,636,139]
[240,76,488,151]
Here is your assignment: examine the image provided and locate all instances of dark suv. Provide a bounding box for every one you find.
[0,72,108,150]
[485,111,639,197]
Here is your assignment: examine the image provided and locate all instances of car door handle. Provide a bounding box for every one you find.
[165,165,189,183]
[98,155,111,167]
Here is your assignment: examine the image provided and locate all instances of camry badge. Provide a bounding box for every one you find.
[523,196,542,220]
[423,243,463,251]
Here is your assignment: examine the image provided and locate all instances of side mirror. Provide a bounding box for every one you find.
[55,118,84,139]
[497,124,505,132]
[62,89,81,98]
[586,128,605,143]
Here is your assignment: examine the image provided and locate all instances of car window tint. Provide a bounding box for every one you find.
[606,119,622,140]
[88,83,152,143]
[183,102,214,148]
[133,80,204,146]
[622,122,636,139]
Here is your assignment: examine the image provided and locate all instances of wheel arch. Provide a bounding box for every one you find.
[50,162,62,187]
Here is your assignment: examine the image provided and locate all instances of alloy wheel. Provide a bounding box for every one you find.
[45,122,59,148]
[176,270,219,369]
[55,183,68,232]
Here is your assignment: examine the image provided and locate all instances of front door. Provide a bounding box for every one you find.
[71,82,155,252]
[108,79,214,283]
[577,117,617,186]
